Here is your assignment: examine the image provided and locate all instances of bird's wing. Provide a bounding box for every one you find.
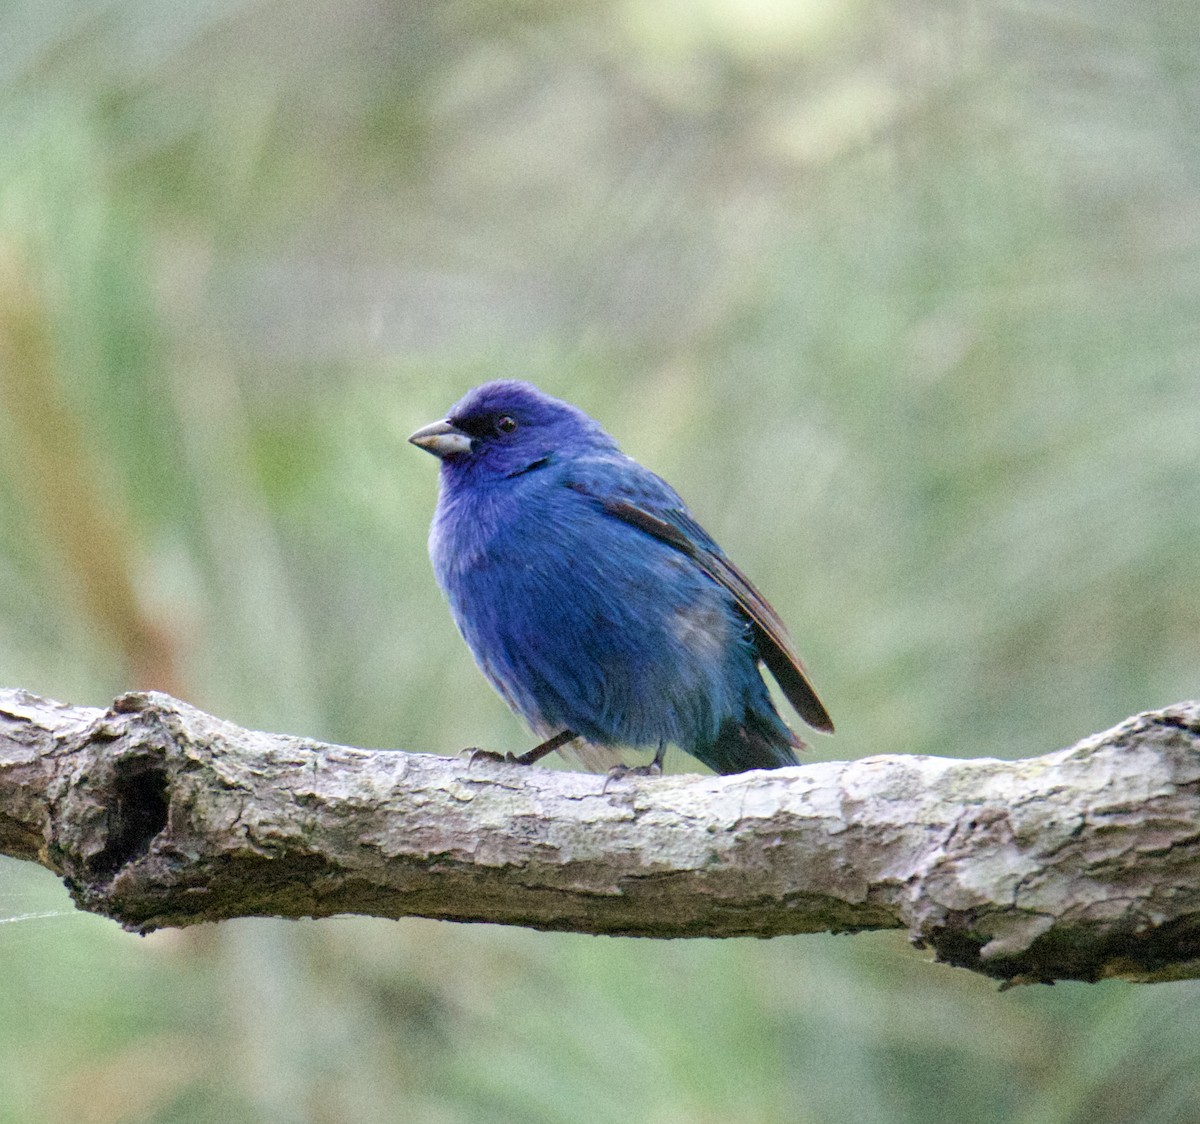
[566,460,834,733]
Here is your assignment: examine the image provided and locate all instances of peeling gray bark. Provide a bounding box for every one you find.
[1,687,1199,985]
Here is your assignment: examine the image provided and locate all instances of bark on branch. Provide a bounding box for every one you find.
[2,687,1199,985]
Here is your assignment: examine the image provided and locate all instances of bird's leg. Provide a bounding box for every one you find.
[512,728,578,765]
[465,728,577,768]
[602,741,666,790]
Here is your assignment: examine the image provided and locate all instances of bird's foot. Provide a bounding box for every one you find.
[461,729,577,770]
[461,747,524,768]
[601,760,663,793]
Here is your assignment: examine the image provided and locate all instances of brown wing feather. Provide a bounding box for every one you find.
[601,499,834,734]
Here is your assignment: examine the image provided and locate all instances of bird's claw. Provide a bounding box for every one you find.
[462,747,522,768]
[601,761,662,793]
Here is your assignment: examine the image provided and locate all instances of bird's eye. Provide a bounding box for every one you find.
[495,415,518,435]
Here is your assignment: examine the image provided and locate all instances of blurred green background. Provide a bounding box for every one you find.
[2,0,1200,1121]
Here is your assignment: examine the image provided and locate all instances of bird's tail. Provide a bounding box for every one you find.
[695,712,804,775]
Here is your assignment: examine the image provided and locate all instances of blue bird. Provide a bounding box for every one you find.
[409,381,832,775]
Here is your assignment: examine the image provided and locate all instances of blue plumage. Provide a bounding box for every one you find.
[410,381,832,775]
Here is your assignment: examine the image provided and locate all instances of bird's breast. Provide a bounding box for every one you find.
[429,479,506,575]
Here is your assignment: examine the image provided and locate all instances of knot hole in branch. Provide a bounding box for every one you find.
[87,756,169,878]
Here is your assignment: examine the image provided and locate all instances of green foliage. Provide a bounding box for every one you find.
[2,0,1200,1120]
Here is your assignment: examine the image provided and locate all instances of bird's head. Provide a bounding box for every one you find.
[409,380,615,481]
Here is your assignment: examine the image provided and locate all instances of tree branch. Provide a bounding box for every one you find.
[2,687,1199,985]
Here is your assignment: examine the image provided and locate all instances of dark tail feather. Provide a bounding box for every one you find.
[693,714,804,775]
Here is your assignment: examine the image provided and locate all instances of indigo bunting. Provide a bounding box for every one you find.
[410,381,832,775]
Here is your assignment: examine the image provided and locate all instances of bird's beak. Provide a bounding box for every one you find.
[408,418,473,458]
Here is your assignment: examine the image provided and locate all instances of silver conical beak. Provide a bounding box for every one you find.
[408,419,473,458]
